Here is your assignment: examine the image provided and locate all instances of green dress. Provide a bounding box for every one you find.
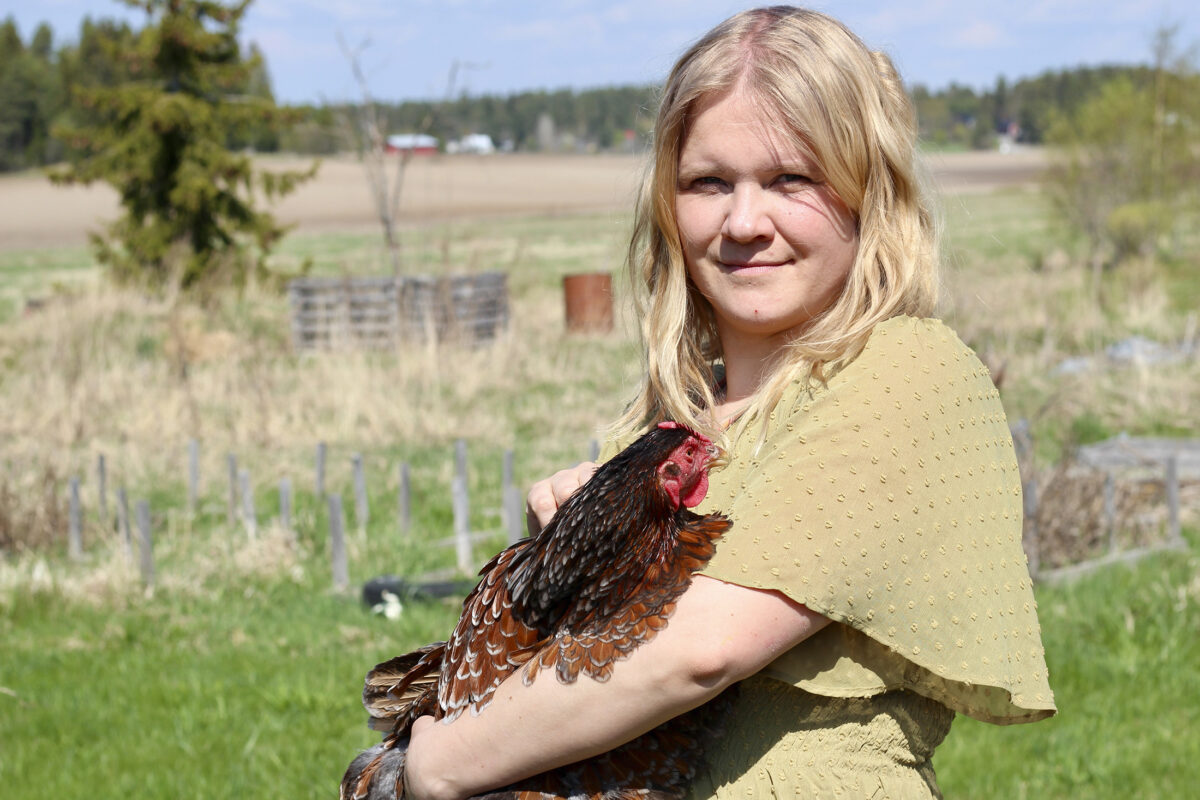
[604,316,1055,799]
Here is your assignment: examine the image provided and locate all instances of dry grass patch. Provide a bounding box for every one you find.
[0,277,637,470]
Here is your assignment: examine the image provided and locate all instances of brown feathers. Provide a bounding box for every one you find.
[341,423,733,800]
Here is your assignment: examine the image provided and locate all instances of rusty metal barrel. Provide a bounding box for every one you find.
[562,272,613,333]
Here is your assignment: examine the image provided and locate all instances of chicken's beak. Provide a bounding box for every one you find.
[704,442,728,471]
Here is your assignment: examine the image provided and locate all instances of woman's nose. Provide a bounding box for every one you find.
[722,184,774,242]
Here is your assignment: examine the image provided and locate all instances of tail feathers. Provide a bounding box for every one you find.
[344,644,443,799]
[340,739,407,800]
[363,642,445,729]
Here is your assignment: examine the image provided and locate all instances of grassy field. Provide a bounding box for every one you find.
[1,181,1198,798]
[4,533,1195,798]
[935,531,1200,798]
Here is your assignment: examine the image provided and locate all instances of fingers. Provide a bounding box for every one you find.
[525,462,597,535]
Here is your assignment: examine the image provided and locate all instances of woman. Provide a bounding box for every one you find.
[405,7,1055,798]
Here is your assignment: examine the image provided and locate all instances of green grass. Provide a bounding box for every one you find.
[3,526,1195,798]
[0,244,98,323]
[0,572,461,797]
[935,528,1200,798]
[270,211,631,296]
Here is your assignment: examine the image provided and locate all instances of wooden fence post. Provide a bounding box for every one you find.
[502,449,523,544]
[452,476,472,573]
[226,453,238,532]
[352,453,369,534]
[187,439,199,516]
[1103,471,1117,554]
[117,486,133,562]
[1023,475,1040,578]
[136,499,154,589]
[1011,420,1040,579]
[239,468,257,541]
[68,476,83,561]
[453,440,472,572]
[279,477,292,532]
[1166,455,1182,546]
[455,440,469,488]
[503,449,514,485]
[505,487,525,545]
[328,493,349,592]
[315,441,327,498]
[96,453,107,529]
[397,462,411,535]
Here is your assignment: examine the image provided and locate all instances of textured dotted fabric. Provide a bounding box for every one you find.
[693,316,1054,724]
[687,677,954,799]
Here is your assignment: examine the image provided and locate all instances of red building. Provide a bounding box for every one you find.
[385,134,439,155]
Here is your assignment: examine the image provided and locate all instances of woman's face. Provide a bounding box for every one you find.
[675,89,859,350]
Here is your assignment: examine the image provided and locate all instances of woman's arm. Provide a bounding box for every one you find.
[403,574,831,800]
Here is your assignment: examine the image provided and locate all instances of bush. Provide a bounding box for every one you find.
[1043,28,1200,273]
[0,465,67,553]
[1105,201,1171,263]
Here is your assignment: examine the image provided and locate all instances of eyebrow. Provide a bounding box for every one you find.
[676,157,818,174]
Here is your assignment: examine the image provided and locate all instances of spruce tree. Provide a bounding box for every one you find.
[50,0,315,291]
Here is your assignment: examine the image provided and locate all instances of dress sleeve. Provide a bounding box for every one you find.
[698,316,1056,724]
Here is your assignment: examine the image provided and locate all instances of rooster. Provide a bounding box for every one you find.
[341,421,734,800]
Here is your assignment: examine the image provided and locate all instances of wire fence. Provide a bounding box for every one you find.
[288,273,510,351]
[1012,422,1193,583]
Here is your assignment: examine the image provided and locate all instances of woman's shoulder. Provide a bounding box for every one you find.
[856,315,976,367]
[769,314,1003,443]
[825,315,994,398]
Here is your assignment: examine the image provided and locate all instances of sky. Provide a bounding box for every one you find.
[3,0,1197,105]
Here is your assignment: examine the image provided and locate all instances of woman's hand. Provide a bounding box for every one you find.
[525,461,597,534]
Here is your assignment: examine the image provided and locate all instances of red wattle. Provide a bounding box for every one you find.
[679,471,709,508]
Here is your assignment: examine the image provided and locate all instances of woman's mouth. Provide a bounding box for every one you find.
[719,260,787,275]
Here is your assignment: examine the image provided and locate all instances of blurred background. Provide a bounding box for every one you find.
[0,2,1197,798]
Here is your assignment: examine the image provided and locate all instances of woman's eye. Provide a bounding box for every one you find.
[776,173,812,187]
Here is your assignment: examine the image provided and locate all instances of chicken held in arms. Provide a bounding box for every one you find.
[341,421,734,800]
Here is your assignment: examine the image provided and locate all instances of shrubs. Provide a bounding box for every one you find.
[0,465,67,554]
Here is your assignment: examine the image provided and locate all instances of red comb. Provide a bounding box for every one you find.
[656,421,713,447]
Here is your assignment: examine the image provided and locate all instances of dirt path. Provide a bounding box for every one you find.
[0,149,1047,251]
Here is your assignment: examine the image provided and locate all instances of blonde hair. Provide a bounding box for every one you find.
[610,5,938,444]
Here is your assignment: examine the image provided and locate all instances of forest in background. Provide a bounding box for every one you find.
[0,12,1175,169]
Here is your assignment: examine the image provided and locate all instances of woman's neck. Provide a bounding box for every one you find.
[713,328,790,425]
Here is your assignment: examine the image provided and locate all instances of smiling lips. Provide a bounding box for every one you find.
[719,260,789,274]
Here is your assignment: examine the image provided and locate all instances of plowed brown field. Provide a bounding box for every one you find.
[0,149,1047,251]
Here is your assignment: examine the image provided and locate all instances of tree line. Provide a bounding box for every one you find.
[911,66,1163,150]
[107,63,1195,157]
[0,10,1180,168]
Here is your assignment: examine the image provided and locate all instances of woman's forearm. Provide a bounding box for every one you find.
[404,575,830,800]
[405,634,720,800]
